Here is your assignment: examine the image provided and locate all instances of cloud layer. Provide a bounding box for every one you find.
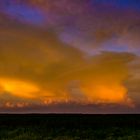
[0,0,140,113]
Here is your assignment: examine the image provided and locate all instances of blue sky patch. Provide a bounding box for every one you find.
[1,3,45,25]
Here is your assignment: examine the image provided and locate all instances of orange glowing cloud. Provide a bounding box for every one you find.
[0,78,40,99]
[0,10,137,111]
[82,83,134,107]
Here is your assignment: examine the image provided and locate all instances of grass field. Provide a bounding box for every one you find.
[0,114,139,140]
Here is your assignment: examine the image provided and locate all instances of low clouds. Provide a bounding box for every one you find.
[0,16,136,107]
[0,1,139,112]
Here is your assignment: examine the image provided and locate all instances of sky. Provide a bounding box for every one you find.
[0,0,140,113]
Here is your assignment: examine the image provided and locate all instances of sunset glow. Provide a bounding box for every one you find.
[0,78,40,99]
[0,0,140,113]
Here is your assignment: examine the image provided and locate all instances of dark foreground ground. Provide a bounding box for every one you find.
[0,114,140,140]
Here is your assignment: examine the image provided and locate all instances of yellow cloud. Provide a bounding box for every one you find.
[0,78,40,99]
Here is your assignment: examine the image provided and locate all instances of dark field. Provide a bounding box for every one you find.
[0,114,140,140]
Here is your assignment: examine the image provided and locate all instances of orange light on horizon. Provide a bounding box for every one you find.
[0,78,40,99]
[82,83,134,106]
[0,77,134,108]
